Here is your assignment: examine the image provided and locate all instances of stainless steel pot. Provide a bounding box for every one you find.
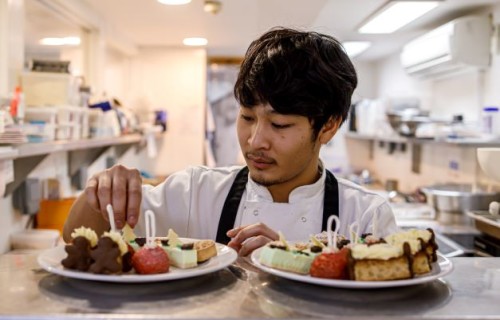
[420,183,500,225]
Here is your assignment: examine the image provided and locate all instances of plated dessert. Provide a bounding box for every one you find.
[62,217,217,275]
[257,215,439,282]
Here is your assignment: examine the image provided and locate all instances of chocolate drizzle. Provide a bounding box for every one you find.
[402,242,414,278]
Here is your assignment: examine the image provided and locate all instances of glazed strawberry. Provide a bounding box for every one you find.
[132,246,170,274]
[310,247,349,279]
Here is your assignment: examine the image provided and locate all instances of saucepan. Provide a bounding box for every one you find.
[420,183,500,224]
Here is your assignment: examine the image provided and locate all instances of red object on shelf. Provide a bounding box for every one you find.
[10,86,22,117]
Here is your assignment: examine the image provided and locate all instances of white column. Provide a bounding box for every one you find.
[0,0,25,97]
[83,29,106,96]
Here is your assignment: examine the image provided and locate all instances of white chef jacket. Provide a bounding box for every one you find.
[137,165,398,241]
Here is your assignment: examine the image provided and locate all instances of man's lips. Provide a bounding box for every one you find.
[246,154,274,164]
[246,153,276,169]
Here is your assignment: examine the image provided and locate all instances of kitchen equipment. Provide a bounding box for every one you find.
[386,109,440,137]
[36,198,76,235]
[421,183,500,225]
[465,148,500,255]
[20,72,77,107]
[10,229,60,249]
[477,148,500,182]
[467,210,500,238]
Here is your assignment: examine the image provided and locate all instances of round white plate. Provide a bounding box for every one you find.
[38,241,237,283]
[250,248,453,289]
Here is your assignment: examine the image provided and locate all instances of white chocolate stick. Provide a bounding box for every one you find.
[106,204,116,232]
[327,215,340,252]
[372,211,379,238]
[349,221,359,244]
[145,210,156,248]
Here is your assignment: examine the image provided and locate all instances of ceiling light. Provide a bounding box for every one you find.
[157,0,191,5]
[342,41,371,58]
[183,37,208,46]
[204,0,222,14]
[39,37,81,46]
[359,1,441,34]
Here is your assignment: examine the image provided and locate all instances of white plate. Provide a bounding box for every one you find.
[250,248,453,289]
[38,240,237,283]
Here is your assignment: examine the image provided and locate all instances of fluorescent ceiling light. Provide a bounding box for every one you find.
[39,37,81,46]
[359,1,440,34]
[183,37,208,46]
[158,0,191,5]
[342,41,371,57]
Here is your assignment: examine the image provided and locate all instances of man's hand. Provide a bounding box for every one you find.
[85,164,142,229]
[226,223,279,256]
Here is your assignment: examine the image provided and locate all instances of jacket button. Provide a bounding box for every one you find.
[301,217,307,222]
[253,209,259,216]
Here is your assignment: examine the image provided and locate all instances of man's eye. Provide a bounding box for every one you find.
[240,115,253,122]
[272,123,291,129]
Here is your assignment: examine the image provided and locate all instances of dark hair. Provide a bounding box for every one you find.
[234,27,357,137]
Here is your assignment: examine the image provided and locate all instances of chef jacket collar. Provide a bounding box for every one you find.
[246,161,326,203]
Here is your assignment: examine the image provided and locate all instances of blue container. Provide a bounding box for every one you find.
[89,101,112,112]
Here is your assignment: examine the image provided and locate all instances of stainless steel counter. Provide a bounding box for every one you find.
[1,250,500,319]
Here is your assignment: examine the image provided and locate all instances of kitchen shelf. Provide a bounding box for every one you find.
[345,132,500,147]
[4,133,153,197]
[14,134,145,158]
[0,148,19,160]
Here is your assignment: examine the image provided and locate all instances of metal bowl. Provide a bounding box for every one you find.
[386,113,431,137]
[421,183,500,225]
[421,183,500,214]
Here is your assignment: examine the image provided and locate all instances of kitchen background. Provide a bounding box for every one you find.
[1,0,500,254]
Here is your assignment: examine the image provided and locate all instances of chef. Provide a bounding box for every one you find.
[63,27,398,256]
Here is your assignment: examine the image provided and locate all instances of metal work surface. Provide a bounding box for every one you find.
[1,251,500,319]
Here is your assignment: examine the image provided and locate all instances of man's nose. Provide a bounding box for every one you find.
[249,123,270,149]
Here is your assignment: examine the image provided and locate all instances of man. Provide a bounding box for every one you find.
[63,27,398,256]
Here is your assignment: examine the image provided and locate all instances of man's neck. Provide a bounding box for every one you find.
[267,164,322,203]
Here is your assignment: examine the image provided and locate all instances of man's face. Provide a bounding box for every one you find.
[237,103,323,193]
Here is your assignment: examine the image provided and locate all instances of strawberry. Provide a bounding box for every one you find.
[310,247,349,279]
[132,246,170,274]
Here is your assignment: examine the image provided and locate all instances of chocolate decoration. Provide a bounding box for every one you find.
[61,236,93,271]
[89,237,122,274]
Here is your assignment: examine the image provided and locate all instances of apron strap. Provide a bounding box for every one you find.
[215,166,340,244]
[215,167,249,244]
[323,169,340,231]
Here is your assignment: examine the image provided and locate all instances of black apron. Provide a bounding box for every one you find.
[215,166,340,244]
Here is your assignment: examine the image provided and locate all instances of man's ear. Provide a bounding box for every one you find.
[318,117,342,144]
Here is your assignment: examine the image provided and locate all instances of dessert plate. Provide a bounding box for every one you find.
[38,240,237,283]
[250,249,453,289]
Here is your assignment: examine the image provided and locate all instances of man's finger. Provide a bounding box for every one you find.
[97,172,112,222]
[126,174,142,227]
[238,235,272,256]
[226,226,244,237]
[85,177,100,213]
[230,223,278,246]
[111,172,128,229]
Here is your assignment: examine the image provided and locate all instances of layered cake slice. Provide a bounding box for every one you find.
[259,232,320,275]
[348,242,413,281]
[384,228,438,274]
[160,229,198,269]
